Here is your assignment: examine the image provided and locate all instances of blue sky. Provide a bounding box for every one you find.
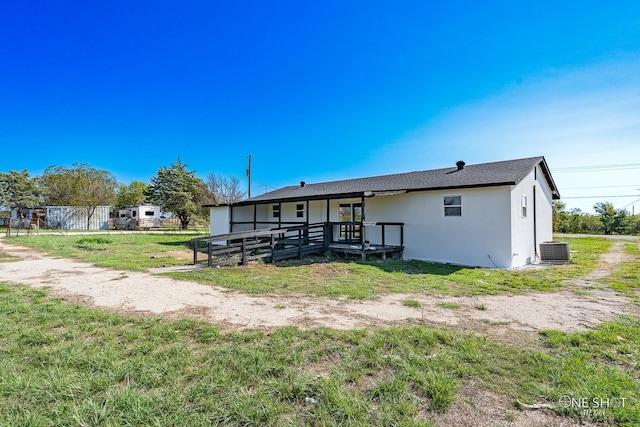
[1,1,639,213]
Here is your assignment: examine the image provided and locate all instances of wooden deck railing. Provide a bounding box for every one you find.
[192,221,404,267]
[191,223,328,267]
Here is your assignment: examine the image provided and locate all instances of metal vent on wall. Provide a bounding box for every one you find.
[539,241,570,263]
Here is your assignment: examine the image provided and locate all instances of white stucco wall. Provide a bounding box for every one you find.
[535,166,554,245]
[510,165,554,266]
[308,200,327,223]
[364,188,513,268]
[209,206,230,236]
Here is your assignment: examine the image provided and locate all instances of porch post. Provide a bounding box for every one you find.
[361,196,366,243]
[305,199,310,243]
[326,199,330,222]
[253,204,257,230]
[361,196,366,262]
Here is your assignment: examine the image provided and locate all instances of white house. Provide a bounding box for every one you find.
[205,156,560,268]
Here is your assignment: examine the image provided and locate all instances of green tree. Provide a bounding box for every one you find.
[552,200,567,232]
[0,169,42,225]
[41,164,117,230]
[116,181,149,207]
[146,158,205,229]
[628,215,640,235]
[594,202,629,235]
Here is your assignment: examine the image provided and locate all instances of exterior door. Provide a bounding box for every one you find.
[339,203,362,242]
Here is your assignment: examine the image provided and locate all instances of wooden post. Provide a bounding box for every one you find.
[241,237,247,265]
[305,200,310,242]
[323,223,329,252]
[279,202,283,228]
[253,204,257,230]
[193,238,198,265]
[298,229,302,259]
[381,224,386,246]
[326,199,330,222]
[207,242,212,267]
[361,197,366,262]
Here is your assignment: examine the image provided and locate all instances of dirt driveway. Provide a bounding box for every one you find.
[0,238,636,335]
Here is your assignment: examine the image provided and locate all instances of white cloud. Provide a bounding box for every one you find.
[368,55,640,213]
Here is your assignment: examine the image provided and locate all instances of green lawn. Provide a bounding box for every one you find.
[5,233,206,271]
[602,242,640,303]
[5,234,614,298]
[0,284,638,426]
[2,235,638,425]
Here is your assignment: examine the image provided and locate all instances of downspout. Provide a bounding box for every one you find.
[533,167,538,260]
[533,185,537,259]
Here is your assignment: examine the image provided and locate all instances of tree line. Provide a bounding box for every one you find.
[553,201,640,235]
[0,158,244,229]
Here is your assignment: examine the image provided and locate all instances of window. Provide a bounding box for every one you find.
[521,195,527,218]
[296,203,305,218]
[272,204,280,218]
[145,211,155,216]
[444,196,462,216]
[131,211,137,218]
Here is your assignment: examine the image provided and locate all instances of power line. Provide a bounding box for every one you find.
[622,198,640,209]
[552,163,640,173]
[562,184,640,190]
[254,181,278,194]
[562,195,639,199]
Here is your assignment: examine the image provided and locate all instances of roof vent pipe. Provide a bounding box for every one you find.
[300,181,306,187]
[456,161,466,170]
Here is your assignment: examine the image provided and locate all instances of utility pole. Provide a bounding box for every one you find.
[246,155,252,199]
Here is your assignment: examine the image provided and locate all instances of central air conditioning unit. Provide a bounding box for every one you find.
[539,241,570,263]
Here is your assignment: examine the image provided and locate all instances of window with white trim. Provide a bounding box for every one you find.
[521,195,527,218]
[272,204,280,218]
[444,196,462,217]
[296,203,305,218]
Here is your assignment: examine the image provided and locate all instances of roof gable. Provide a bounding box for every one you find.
[210,156,560,206]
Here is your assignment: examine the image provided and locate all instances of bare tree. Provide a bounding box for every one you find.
[206,174,245,204]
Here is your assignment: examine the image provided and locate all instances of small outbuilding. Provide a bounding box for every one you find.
[9,206,111,230]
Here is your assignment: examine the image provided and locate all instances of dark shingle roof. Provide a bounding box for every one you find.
[208,156,560,206]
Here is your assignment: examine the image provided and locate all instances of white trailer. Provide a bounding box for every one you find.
[113,205,163,230]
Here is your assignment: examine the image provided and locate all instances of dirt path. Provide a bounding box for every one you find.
[0,239,636,334]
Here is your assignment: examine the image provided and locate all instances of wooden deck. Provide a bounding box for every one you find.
[192,221,404,267]
[328,243,404,261]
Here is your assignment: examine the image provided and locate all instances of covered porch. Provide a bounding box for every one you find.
[193,220,404,267]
